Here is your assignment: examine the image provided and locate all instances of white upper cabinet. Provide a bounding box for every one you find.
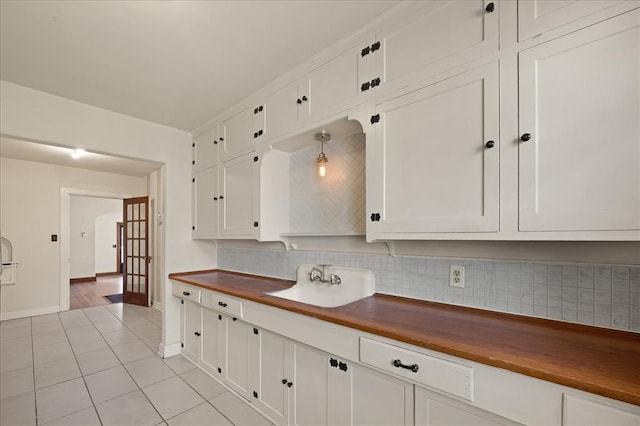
[518,0,637,42]
[192,165,219,239]
[372,0,498,100]
[193,125,219,171]
[264,80,303,141]
[222,107,255,161]
[518,11,640,232]
[220,152,258,237]
[302,39,368,126]
[369,61,499,236]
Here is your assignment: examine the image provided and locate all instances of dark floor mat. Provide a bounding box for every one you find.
[104,293,123,303]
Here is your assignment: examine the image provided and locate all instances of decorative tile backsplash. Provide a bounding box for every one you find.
[288,133,365,234]
[218,248,640,333]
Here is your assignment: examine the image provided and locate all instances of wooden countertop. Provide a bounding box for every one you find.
[169,269,640,406]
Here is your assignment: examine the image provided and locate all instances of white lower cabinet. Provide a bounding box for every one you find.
[181,300,201,364]
[291,342,413,426]
[415,386,519,426]
[562,393,640,426]
[200,308,223,380]
[223,315,253,397]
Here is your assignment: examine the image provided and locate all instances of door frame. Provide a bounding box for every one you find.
[59,188,133,311]
[116,222,123,274]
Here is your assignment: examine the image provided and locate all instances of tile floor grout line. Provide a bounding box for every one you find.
[29,316,39,426]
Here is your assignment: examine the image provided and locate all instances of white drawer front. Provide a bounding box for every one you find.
[172,282,201,304]
[360,337,473,401]
[205,292,243,318]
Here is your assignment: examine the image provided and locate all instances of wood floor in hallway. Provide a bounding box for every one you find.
[70,275,123,310]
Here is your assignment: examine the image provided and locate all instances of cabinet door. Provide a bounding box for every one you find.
[182,300,201,364]
[264,80,303,141]
[518,11,640,232]
[251,328,291,425]
[303,40,366,125]
[291,343,329,426]
[222,107,255,161]
[220,152,257,237]
[193,126,219,171]
[351,363,414,426]
[415,386,519,426]
[374,0,497,100]
[192,165,219,239]
[370,62,499,235]
[200,308,223,379]
[563,393,640,426]
[518,0,633,42]
[224,316,252,398]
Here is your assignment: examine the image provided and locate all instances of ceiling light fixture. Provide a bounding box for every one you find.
[71,148,86,159]
[314,131,330,178]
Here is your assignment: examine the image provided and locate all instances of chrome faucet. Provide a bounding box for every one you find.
[308,265,341,285]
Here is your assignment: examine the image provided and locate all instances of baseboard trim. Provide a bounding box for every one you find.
[0,305,60,321]
[96,272,121,278]
[158,342,181,359]
[70,276,96,284]
[151,300,162,311]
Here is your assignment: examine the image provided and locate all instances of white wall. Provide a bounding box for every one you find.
[0,157,145,317]
[69,196,122,278]
[0,81,217,351]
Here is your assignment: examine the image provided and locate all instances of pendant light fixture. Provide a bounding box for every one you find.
[314,131,330,177]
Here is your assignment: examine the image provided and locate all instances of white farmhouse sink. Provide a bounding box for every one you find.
[268,264,375,308]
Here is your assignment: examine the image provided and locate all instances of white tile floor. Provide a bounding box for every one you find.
[0,303,272,426]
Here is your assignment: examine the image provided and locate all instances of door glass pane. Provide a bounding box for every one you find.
[133,204,139,221]
[127,240,133,256]
[140,222,146,239]
[133,258,139,275]
[126,274,133,292]
[140,205,146,220]
[127,224,132,239]
[140,275,146,294]
[127,204,133,221]
[133,240,138,256]
[140,243,145,257]
[134,273,139,293]
[133,222,139,239]
[127,257,132,274]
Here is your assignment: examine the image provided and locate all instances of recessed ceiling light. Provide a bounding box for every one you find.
[71,149,86,159]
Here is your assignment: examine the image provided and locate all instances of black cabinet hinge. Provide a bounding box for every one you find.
[214,140,218,145]
[181,300,184,305]
[217,367,222,373]
[329,358,338,368]
[361,46,371,57]
[253,221,259,228]
[371,41,381,52]
[253,390,258,398]
[361,82,371,92]
[370,114,380,124]
[370,77,381,88]
[370,213,381,222]
[192,160,195,165]
[254,107,259,114]
[253,156,259,162]
[181,342,184,348]
[339,361,348,372]
[192,225,195,230]
[232,317,237,321]
[218,314,222,320]
[253,328,259,335]
[192,178,195,183]
[192,142,195,147]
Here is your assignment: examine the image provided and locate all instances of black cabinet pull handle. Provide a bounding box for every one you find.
[485,140,495,148]
[338,362,348,372]
[194,332,201,337]
[329,358,338,367]
[521,133,532,142]
[392,359,419,373]
[182,291,190,296]
[218,301,228,308]
[485,2,495,13]
[214,197,218,201]
[219,195,224,199]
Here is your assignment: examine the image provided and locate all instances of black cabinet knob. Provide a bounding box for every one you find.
[253,132,258,138]
[194,332,201,337]
[182,291,190,296]
[485,140,495,148]
[485,2,495,13]
[214,197,218,201]
[287,382,293,388]
[302,95,308,101]
[219,195,224,199]
[213,140,218,145]
[296,98,302,104]
[521,133,532,142]
[282,379,287,384]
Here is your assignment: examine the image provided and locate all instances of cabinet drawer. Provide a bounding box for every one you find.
[172,282,201,304]
[360,337,473,401]
[204,292,243,318]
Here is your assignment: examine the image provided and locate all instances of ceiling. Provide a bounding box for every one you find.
[0,137,161,177]
[0,0,399,132]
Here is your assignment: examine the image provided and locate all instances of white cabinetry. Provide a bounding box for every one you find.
[200,307,223,380]
[517,0,636,42]
[369,61,499,237]
[181,300,201,364]
[415,386,519,426]
[264,81,303,141]
[193,125,219,171]
[372,0,498,100]
[223,315,253,397]
[220,152,258,237]
[518,11,640,232]
[222,107,255,161]
[291,342,413,426]
[563,393,640,426]
[192,165,219,238]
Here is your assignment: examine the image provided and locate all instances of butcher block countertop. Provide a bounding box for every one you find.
[169,269,640,406]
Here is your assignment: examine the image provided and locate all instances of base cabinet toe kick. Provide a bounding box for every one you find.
[171,281,640,425]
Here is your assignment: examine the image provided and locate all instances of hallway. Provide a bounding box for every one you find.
[70,276,123,310]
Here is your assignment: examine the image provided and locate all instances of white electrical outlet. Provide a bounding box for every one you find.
[449,265,465,288]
